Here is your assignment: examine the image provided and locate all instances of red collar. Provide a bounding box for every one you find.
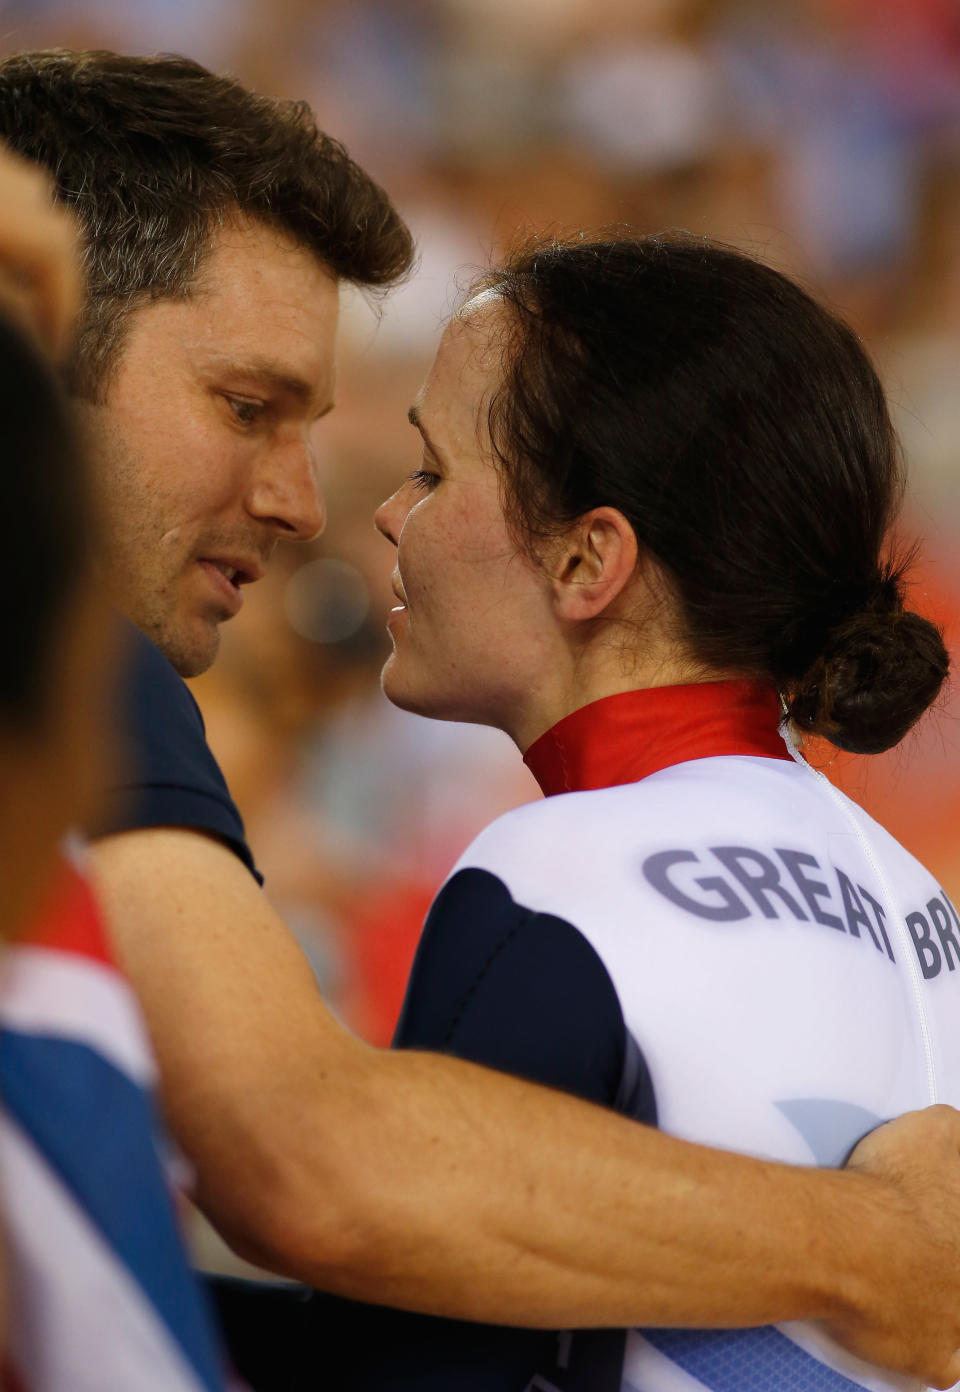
[523,680,792,797]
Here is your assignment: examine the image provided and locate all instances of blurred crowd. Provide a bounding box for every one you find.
[4,0,960,1051]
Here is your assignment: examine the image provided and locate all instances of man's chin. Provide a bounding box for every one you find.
[138,613,222,678]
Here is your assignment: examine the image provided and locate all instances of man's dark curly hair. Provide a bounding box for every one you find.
[0,49,415,397]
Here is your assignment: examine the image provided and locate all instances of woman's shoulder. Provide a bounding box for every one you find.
[453,755,805,871]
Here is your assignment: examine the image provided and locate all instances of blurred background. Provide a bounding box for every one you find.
[4,0,960,1045]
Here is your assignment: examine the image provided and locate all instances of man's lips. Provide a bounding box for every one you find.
[200,556,266,587]
[197,556,265,615]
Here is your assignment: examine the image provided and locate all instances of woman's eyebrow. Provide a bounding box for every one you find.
[407,402,445,460]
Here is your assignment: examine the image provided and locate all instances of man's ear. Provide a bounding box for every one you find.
[550,507,639,622]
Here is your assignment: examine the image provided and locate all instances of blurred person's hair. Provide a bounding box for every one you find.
[474,233,948,756]
[0,312,90,726]
[0,49,415,398]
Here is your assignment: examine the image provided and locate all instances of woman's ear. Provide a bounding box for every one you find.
[549,507,639,622]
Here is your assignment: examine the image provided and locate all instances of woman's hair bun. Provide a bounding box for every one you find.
[788,602,949,755]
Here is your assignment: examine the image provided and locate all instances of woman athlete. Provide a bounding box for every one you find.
[370,234,955,1391]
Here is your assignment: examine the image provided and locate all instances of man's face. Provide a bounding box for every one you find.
[81,216,338,675]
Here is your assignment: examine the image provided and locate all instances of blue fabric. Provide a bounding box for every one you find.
[364,865,648,1389]
[0,1029,226,1392]
[396,866,656,1117]
[96,619,260,882]
[644,1326,868,1391]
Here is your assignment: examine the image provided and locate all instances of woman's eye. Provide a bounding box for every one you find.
[408,468,439,492]
[227,397,262,426]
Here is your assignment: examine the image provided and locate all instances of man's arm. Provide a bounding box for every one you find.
[90,828,960,1389]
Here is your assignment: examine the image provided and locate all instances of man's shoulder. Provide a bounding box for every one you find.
[94,619,261,882]
[110,617,216,795]
[121,617,206,728]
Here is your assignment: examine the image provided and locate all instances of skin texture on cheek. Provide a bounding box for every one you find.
[89,410,227,675]
[78,217,339,677]
[385,476,554,734]
[378,305,560,738]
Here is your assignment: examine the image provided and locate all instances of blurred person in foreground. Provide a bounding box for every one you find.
[1,48,960,1390]
[361,234,959,1388]
[0,145,89,941]
[0,144,237,1390]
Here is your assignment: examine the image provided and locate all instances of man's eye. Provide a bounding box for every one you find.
[408,468,439,491]
[226,397,262,426]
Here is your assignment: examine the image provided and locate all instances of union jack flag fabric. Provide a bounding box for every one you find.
[0,851,236,1392]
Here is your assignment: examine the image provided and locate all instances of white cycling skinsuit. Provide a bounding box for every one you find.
[396,679,954,1392]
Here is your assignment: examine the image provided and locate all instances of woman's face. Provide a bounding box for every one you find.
[375,299,556,739]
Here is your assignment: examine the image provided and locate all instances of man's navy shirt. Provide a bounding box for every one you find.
[95,621,260,883]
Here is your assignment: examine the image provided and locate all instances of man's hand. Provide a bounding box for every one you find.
[0,141,81,359]
[829,1105,960,1389]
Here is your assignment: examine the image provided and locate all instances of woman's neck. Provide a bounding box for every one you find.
[523,680,789,796]
[510,638,731,754]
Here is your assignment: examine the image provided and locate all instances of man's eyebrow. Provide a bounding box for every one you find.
[209,356,334,413]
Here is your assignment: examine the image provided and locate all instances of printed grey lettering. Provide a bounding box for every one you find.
[835,871,894,960]
[836,871,872,942]
[776,849,844,931]
[858,885,896,963]
[906,910,941,980]
[927,896,959,972]
[642,851,750,922]
[943,889,960,934]
[711,846,807,920]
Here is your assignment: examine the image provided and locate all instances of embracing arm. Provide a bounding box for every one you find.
[90,827,960,1388]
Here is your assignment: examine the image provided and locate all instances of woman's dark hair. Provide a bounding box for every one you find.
[0,314,90,728]
[0,49,415,398]
[476,234,948,755]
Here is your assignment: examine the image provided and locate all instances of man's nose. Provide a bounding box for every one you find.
[247,437,326,541]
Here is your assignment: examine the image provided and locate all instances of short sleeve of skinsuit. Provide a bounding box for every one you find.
[92,620,261,884]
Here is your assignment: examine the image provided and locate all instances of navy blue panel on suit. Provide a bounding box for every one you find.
[396,865,656,1116]
[377,865,657,1390]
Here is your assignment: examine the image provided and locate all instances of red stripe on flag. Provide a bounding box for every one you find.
[15,859,115,968]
